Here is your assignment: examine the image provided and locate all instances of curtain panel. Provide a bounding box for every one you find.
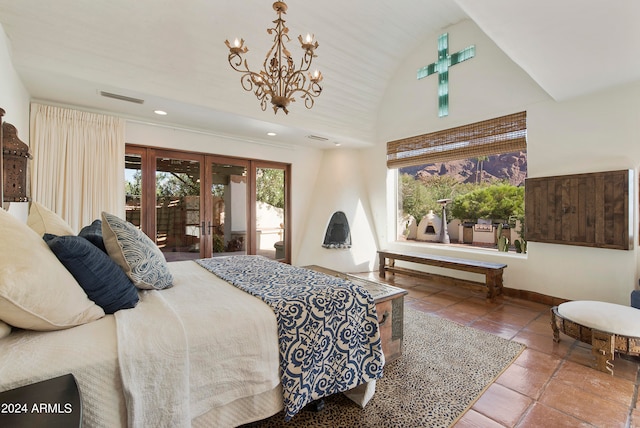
[30,103,125,232]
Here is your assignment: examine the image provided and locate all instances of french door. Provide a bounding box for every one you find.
[124,145,291,263]
[205,156,249,258]
[253,161,290,260]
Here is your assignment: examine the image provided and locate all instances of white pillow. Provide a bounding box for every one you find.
[27,201,75,236]
[0,320,11,339]
[101,212,173,290]
[0,208,105,330]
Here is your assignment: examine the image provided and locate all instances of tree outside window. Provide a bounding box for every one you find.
[398,150,527,251]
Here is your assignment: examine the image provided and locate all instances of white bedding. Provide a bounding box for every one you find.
[0,260,284,427]
[116,260,282,427]
[0,314,127,426]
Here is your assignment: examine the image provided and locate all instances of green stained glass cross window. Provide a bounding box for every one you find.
[417,33,475,117]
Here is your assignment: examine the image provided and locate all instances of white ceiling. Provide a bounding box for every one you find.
[0,0,638,149]
[456,0,640,102]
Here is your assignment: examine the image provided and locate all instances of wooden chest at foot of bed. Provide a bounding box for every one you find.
[304,265,408,362]
[371,289,407,362]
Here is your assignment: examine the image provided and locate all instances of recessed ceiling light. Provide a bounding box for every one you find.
[154,110,168,116]
[267,132,277,136]
[334,142,342,147]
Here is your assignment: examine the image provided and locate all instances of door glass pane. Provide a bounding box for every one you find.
[256,167,285,260]
[210,162,247,256]
[124,153,142,228]
[156,157,201,261]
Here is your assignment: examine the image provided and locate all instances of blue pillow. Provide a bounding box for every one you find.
[79,219,107,253]
[43,234,139,314]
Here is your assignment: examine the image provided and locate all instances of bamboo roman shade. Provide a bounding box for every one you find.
[386,111,527,168]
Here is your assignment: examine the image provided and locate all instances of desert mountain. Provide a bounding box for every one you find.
[400,151,527,186]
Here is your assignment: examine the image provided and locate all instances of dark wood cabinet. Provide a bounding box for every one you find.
[525,169,632,250]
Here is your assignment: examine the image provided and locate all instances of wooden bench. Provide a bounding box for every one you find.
[378,250,507,301]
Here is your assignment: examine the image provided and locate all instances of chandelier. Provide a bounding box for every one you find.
[224,1,323,114]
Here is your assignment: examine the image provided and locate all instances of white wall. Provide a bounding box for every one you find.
[364,19,640,305]
[296,149,378,272]
[125,121,323,266]
[0,26,30,143]
[521,83,640,304]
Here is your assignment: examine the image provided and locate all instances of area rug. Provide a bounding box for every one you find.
[243,307,525,428]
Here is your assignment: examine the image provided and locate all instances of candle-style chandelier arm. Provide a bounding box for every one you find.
[242,72,271,111]
[224,1,323,114]
[282,69,322,110]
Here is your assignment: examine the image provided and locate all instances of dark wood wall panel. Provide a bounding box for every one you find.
[525,170,632,250]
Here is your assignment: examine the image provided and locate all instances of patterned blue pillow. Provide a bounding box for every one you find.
[101,212,173,290]
[43,234,139,314]
[79,219,107,253]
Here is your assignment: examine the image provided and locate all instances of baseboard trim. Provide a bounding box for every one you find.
[380,267,567,306]
[503,287,568,306]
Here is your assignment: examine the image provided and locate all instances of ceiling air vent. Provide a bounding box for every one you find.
[99,91,145,104]
[307,135,328,141]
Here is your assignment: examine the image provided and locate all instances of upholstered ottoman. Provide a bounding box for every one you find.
[551,301,640,374]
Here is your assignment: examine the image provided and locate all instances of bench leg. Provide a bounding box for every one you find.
[484,270,504,302]
[485,271,497,301]
[378,255,396,278]
[495,270,504,296]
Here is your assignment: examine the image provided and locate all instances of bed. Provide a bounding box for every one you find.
[0,191,384,426]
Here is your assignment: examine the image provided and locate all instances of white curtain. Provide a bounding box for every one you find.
[30,103,125,232]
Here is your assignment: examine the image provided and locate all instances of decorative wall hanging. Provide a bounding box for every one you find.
[525,169,633,250]
[417,33,475,117]
[0,107,4,204]
[2,122,31,202]
[224,1,323,114]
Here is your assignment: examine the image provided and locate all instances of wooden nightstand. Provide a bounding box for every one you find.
[305,265,408,362]
[0,374,82,428]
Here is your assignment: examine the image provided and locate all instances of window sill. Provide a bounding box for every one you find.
[391,239,528,260]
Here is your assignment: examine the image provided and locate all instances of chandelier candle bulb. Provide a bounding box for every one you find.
[225,38,248,55]
[299,34,318,55]
[224,1,323,114]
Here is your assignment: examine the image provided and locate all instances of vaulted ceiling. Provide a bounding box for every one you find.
[0,0,638,149]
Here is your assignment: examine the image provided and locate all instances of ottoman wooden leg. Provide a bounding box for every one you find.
[550,308,560,343]
[591,330,615,375]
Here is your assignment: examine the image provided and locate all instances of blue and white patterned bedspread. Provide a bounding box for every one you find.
[196,255,384,421]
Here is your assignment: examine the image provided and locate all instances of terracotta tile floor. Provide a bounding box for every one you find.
[353,272,640,428]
